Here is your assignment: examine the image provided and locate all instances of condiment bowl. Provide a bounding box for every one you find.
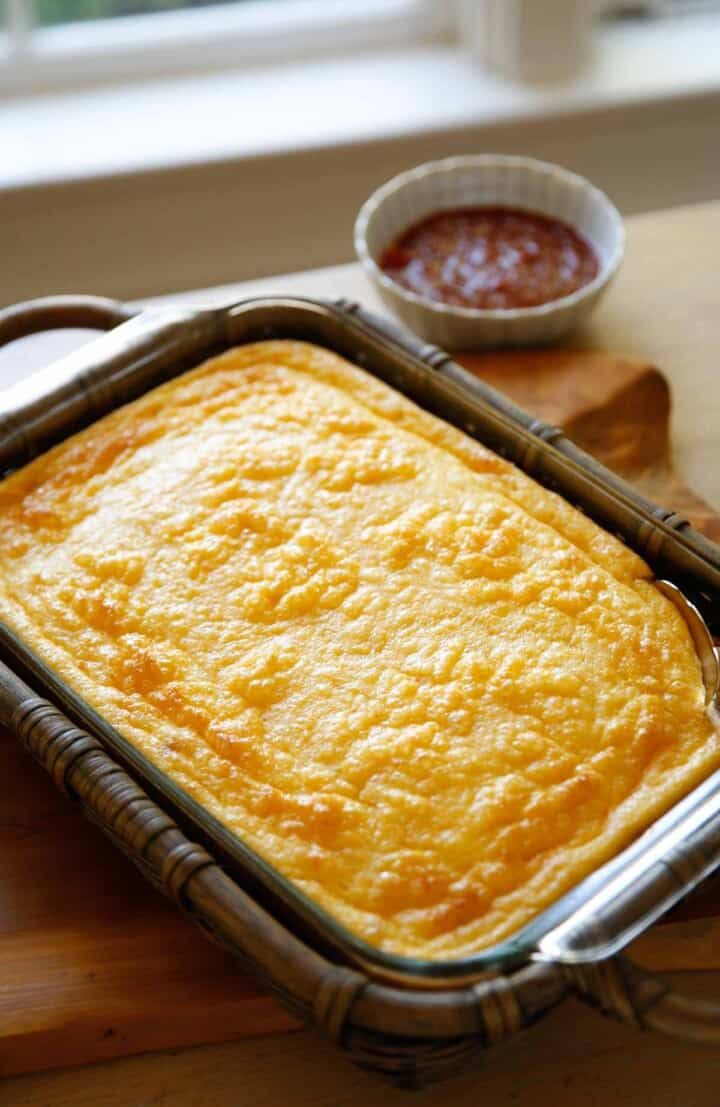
[354,155,624,350]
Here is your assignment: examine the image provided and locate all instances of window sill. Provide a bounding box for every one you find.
[2,12,720,305]
[2,11,720,193]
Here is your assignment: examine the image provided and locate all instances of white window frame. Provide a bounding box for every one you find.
[0,0,451,95]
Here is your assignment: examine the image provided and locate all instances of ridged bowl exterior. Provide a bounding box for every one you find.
[354,155,625,350]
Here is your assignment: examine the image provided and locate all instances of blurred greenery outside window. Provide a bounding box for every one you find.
[34,0,281,25]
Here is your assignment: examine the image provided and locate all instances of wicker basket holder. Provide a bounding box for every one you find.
[0,295,718,1088]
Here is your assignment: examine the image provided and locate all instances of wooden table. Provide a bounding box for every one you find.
[1,200,719,1107]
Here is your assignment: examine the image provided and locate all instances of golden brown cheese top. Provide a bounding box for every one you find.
[0,340,716,960]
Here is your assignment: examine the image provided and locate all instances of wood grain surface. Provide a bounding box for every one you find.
[0,346,718,1080]
[461,348,720,542]
[4,980,720,1107]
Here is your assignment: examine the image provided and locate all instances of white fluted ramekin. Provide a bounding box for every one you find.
[354,155,624,350]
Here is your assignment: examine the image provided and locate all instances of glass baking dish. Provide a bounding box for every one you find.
[0,293,718,1082]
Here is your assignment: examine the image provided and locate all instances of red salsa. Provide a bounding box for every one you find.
[379,206,599,311]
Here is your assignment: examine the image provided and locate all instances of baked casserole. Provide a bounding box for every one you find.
[0,340,716,959]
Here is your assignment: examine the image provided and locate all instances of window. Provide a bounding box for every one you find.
[0,0,445,93]
[35,0,250,26]
[2,0,717,95]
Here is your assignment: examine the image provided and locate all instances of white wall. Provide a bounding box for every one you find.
[3,91,719,304]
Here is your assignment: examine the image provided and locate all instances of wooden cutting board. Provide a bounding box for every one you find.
[1,348,718,1079]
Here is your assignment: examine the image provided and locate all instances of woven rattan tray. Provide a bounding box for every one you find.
[0,294,719,1087]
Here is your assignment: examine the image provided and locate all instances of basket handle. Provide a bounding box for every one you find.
[0,295,136,348]
[568,954,720,1045]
